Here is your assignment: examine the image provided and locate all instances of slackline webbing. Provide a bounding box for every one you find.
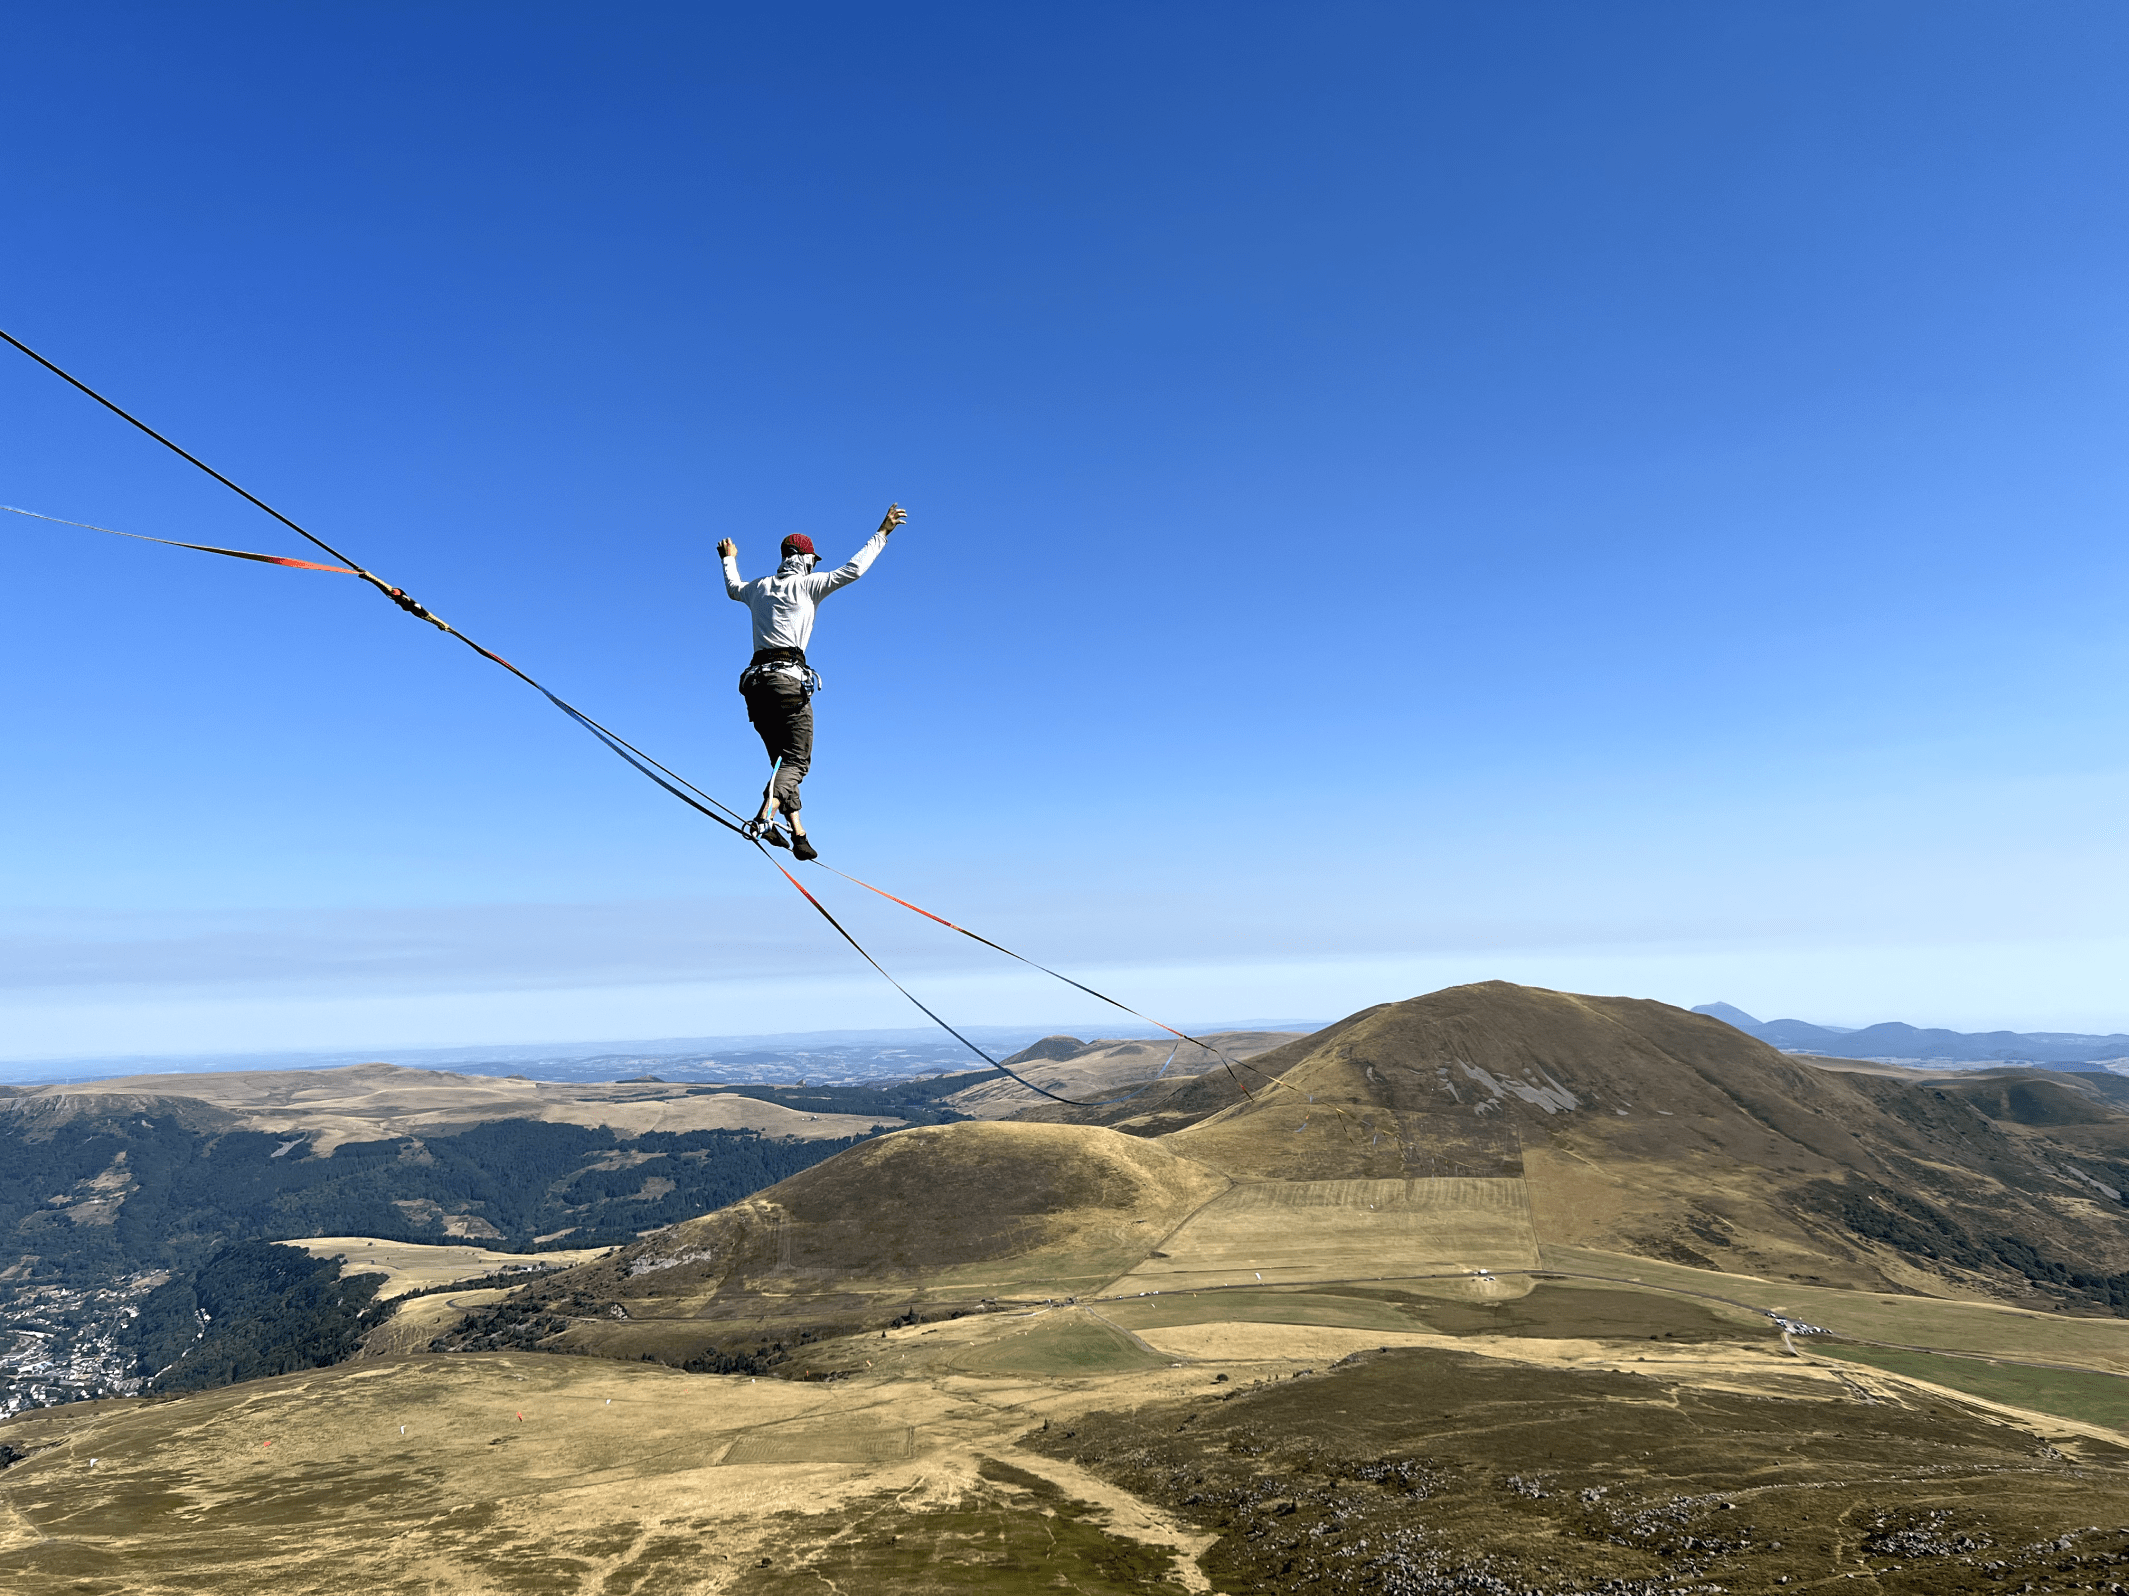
[1,505,357,572]
[0,325,1337,1122]
[809,860,1258,1099]
[747,839,1183,1108]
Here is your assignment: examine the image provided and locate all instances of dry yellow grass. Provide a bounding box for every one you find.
[572,1121,1234,1330]
[1543,1244,2129,1372]
[284,1237,614,1300]
[6,1265,2123,1592]
[9,1288,2114,1593]
[356,1287,511,1357]
[0,1347,1227,1594]
[1106,1175,1539,1291]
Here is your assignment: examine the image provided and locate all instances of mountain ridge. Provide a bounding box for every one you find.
[1694,1001,2129,1064]
[481,981,2129,1383]
[17,982,2129,1595]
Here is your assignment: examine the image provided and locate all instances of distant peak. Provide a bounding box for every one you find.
[1002,1036,1094,1066]
[1692,1003,1762,1029]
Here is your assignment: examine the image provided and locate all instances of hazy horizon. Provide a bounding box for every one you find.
[0,1013,1345,1086]
[12,990,2129,1088]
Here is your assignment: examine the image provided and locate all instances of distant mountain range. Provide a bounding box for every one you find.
[0,1019,1333,1089]
[1693,1001,2129,1066]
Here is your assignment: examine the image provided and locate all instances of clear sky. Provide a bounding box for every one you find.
[4,2,2127,1061]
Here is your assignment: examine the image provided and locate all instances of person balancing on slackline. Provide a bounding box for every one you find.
[717,503,906,860]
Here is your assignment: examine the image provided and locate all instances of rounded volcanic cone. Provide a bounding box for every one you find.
[999,1035,1095,1065]
[571,1121,1229,1311]
[1168,980,1915,1182]
[445,984,2129,1367]
[768,1120,1226,1273]
[1148,982,2129,1301]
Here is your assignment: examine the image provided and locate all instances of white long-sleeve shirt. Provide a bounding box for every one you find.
[721,529,890,654]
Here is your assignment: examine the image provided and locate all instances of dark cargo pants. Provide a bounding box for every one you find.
[743,678,813,813]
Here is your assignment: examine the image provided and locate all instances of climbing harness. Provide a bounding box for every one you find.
[0,326,1368,1129]
[737,647,822,695]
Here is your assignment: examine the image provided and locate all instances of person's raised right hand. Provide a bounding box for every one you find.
[716,538,737,557]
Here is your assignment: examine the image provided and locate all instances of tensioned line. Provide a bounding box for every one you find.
[2,325,1385,1134]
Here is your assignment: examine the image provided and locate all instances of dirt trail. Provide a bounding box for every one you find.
[988,1446,1222,1590]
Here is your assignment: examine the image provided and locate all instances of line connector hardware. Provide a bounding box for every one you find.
[374,580,449,631]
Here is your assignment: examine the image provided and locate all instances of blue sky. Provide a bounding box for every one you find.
[4,2,2127,1060]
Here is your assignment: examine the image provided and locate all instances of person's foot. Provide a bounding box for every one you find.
[791,831,818,862]
[760,824,791,849]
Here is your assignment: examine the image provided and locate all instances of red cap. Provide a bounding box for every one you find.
[781,534,816,557]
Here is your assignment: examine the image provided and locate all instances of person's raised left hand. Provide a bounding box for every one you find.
[716,538,737,557]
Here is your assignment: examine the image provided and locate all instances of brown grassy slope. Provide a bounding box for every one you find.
[426,983,2129,1369]
[1004,1009,1387,1136]
[764,1119,1224,1269]
[1151,982,2129,1300]
[0,1090,240,1136]
[1933,1071,2123,1127]
[497,1122,1230,1364]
